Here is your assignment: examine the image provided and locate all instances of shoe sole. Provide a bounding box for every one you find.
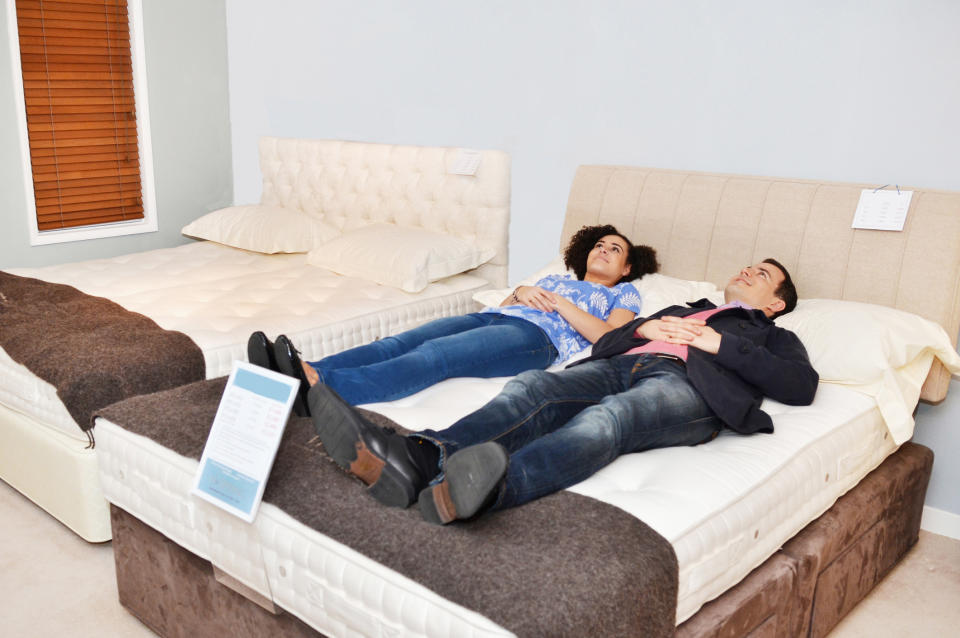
[309,384,418,508]
[419,442,508,525]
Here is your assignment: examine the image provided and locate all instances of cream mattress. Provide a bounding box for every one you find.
[95,373,897,636]
[1,241,490,438]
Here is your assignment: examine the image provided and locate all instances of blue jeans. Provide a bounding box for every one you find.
[415,354,722,511]
[308,313,557,405]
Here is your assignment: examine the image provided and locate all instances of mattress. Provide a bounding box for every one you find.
[95,372,897,635]
[2,240,490,438]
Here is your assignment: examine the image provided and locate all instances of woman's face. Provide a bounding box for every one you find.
[584,234,632,285]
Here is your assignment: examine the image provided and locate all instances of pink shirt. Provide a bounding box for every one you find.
[626,302,746,361]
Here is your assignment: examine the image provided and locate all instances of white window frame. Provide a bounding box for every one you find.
[6,0,158,246]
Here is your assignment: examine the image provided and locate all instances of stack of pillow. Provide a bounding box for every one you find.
[182,205,495,293]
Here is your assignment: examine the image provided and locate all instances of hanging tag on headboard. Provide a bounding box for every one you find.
[449,149,482,176]
[851,186,913,231]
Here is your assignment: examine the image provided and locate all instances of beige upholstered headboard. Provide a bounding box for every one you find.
[257,137,511,287]
[561,166,960,402]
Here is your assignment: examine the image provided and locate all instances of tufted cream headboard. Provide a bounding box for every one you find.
[257,137,511,287]
[561,165,960,402]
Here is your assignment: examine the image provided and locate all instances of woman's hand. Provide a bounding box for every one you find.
[502,285,558,312]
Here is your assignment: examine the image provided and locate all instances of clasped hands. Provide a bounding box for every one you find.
[637,316,723,354]
[514,285,567,313]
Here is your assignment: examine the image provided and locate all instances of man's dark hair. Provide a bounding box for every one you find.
[763,257,797,318]
[563,224,658,283]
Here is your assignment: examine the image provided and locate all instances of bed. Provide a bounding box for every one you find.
[94,165,960,637]
[0,137,511,542]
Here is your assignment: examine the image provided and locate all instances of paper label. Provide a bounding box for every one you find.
[191,361,299,522]
[449,149,482,176]
[851,189,913,231]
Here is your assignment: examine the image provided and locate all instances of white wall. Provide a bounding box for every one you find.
[224,0,960,519]
[0,0,233,270]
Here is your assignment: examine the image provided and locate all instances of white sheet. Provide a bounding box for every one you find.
[2,241,489,437]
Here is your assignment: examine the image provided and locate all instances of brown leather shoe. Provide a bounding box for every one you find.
[308,383,432,507]
[418,442,508,525]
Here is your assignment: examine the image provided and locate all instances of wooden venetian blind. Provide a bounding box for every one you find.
[16,0,144,231]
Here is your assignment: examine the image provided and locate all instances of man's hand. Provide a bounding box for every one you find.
[636,316,723,354]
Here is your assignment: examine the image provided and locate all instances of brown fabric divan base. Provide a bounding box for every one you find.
[111,505,321,638]
[108,440,933,638]
[676,441,933,638]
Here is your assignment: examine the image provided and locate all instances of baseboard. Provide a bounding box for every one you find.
[920,506,960,540]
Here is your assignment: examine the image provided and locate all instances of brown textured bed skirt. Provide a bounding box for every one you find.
[109,442,932,637]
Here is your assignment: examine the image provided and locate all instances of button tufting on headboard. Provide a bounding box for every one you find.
[257,138,511,287]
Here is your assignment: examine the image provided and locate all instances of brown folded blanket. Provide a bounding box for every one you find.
[0,271,205,433]
[97,378,680,637]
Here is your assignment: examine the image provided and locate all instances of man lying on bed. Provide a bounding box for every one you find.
[309,259,819,525]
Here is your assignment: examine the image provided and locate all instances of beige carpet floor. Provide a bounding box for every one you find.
[1,478,958,637]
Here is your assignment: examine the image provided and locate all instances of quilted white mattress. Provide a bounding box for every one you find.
[2,241,489,438]
[96,374,896,636]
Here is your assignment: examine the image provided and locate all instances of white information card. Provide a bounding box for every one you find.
[449,148,482,176]
[851,188,913,231]
[191,360,300,522]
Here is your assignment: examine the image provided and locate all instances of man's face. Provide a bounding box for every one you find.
[724,262,786,318]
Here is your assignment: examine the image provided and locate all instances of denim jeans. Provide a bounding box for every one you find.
[308,313,558,405]
[415,354,722,511]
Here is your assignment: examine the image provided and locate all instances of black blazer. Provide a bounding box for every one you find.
[572,299,819,434]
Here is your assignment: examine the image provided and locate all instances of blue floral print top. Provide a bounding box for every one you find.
[483,274,643,362]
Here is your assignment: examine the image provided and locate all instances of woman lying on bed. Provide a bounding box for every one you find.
[248,224,657,415]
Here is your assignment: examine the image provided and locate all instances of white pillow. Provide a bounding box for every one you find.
[308,223,496,293]
[473,266,722,313]
[632,273,722,315]
[182,205,340,254]
[776,298,960,443]
[776,299,959,385]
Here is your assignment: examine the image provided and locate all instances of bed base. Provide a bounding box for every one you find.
[109,442,932,637]
[0,402,110,542]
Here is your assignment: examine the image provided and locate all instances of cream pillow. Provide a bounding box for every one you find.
[633,273,722,315]
[308,223,496,293]
[776,299,960,385]
[182,205,340,254]
[776,298,960,443]
[473,266,722,313]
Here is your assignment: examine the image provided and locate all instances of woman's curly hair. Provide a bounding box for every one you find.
[562,224,658,283]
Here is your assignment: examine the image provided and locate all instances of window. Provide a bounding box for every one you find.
[8,0,156,245]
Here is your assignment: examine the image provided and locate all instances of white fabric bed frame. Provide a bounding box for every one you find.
[0,138,511,542]
[95,165,960,636]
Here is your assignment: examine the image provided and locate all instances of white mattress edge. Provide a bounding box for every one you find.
[95,418,514,638]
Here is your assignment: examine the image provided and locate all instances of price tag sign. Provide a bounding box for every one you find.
[449,149,482,176]
[191,361,300,522]
[851,189,913,231]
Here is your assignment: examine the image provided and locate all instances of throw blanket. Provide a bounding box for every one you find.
[97,378,679,638]
[0,271,205,433]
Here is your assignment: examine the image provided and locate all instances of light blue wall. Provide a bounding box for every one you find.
[0,0,233,270]
[223,0,960,518]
